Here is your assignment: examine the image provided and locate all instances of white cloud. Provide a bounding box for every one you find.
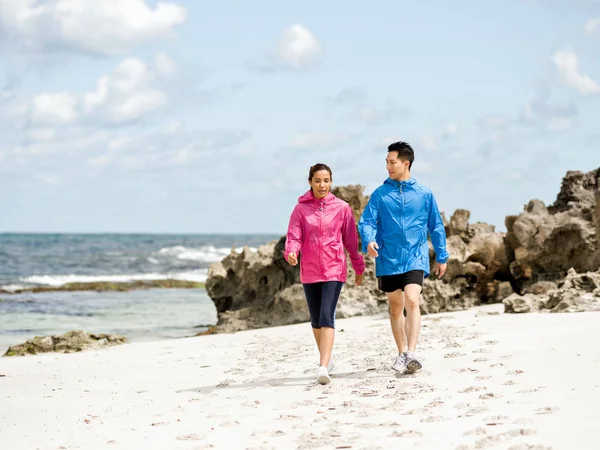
[29,55,171,126]
[277,24,322,69]
[155,53,176,77]
[546,117,573,131]
[0,0,187,55]
[584,17,600,34]
[552,49,600,95]
[477,114,512,130]
[420,134,438,151]
[31,92,78,125]
[286,132,349,150]
[443,123,458,137]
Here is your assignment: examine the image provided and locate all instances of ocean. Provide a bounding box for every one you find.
[0,233,280,353]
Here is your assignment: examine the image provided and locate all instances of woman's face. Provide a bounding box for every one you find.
[309,169,332,199]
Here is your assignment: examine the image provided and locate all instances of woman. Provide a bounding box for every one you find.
[284,163,365,385]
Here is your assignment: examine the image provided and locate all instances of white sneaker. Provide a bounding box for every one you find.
[317,366,331,385]
[327,359,335,374]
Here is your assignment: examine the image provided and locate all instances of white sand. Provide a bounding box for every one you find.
[1,305,599,450]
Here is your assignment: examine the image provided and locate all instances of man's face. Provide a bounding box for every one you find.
[386,152,409,180]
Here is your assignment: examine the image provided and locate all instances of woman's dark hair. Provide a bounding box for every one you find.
[308,163,332,181]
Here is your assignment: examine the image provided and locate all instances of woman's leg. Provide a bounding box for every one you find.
[302,283,323,351]
[318,282,344,367]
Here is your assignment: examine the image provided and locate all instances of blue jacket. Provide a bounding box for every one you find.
[358,177,449,278]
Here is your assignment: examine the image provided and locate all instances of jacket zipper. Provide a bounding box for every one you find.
[319,199,324,276]
[400,182,405,271]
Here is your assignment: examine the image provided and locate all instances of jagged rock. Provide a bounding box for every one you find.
[4,330,127,356]
[504,268,600,314]
[505,168,600,292]
[206,238,298,316]
[421,278,478,314]
[503,293,548,313]
[206,185,514,333]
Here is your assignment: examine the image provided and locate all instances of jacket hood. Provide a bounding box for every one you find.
[298,190,335,203]
[384,177,417,187]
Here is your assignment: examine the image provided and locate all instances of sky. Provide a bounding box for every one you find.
[0,0,599,234]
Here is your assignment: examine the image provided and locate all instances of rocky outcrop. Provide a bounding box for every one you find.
[438,209,512,306]
[205,168,600,332]
[503,268,600,313]
[4,330,127,356]
[504,168,600,293]
[206,187,511,333]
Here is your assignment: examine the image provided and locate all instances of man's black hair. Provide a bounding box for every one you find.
[387,141,414,170]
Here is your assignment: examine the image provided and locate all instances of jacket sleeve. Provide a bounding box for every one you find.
[284,206,302,260]
[342,205,366,274]
[427,192,449,264]
[358,191,379,253]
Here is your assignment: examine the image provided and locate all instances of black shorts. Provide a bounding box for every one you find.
[377,270,424,293]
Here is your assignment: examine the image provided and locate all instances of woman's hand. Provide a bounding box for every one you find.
[355,272,364,286]
[286,252,298,266]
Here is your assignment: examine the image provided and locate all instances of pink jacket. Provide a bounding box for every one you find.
[284,190,366,284]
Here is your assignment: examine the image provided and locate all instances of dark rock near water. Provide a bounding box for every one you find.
[4,330,127,356]
[0,280,204,295]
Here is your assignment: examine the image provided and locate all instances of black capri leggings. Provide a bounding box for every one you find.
[302,281,344,329]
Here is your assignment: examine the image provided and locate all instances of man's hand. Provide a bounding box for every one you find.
[435,262,447,279]
[355,272,364,287]
[367,241,379,258]
[287,252,298,266]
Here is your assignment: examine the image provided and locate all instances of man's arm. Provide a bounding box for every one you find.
[358,191,379,253]
[427,192,449,264]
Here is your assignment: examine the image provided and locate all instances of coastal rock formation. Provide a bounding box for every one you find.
[205,167,599,332]
[504,168,600,293]
[4,330,127,356]
[504,268,600,313]
[206,187,511,332]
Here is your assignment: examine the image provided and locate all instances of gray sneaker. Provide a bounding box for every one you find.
[391,352,407,372]
[405,352,422,373]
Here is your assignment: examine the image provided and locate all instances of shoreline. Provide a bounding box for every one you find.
[1,305,598,448]
[0,280,206,294]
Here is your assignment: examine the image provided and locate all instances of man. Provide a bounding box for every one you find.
[358,141,448,374]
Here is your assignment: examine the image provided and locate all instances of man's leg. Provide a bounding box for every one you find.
[387,289,407,353]
[404,283,423,372]
[403,284,422,352]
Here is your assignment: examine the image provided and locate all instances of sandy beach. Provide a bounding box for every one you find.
[1,305,598,450]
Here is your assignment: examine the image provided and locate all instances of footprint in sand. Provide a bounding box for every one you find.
[445,342,464,349]
[390,430,423,438]
[479,392,503,400]
[421,415,446,423]
[176,434,203,441]
[475,375,492,381]
[472,348,491,354]
[474,429,537,448]
[445,352,467,358]
[459,386,487,394]
[507,445,553,450]
[461,406,489,417]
